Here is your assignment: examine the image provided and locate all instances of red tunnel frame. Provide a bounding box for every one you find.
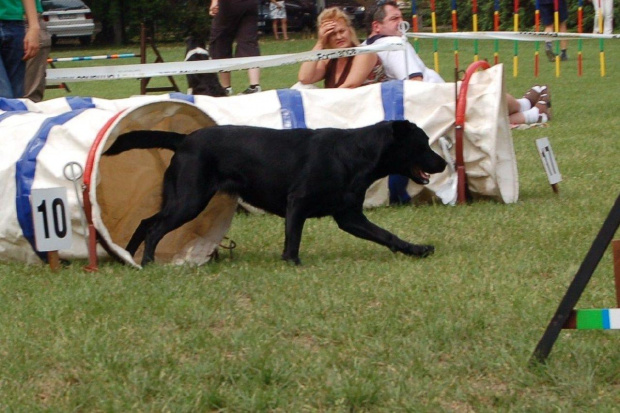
[82,110,127,272]
[455,60,491,204]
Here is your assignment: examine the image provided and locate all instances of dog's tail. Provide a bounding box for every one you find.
[104,130,186,155]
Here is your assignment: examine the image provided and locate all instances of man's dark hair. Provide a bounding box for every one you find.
[364,0,399,35]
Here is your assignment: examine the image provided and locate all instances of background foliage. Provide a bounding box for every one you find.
[83,0,616,45]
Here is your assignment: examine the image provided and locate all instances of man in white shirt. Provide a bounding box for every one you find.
[363,1,551,126]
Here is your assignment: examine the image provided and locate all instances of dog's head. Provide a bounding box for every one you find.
[185,36,210,61]
[389,120,447,185]
[185,36,206,53]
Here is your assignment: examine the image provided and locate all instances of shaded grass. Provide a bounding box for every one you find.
[1,34,619,410]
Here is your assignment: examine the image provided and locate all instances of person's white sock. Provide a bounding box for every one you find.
[518,98,532,112]
[523,107,543,124]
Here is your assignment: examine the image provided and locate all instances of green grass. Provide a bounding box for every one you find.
[1,33,620,410]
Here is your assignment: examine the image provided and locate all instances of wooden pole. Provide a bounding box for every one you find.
[47,251,60,271]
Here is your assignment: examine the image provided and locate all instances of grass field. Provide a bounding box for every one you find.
[1,33,620,410]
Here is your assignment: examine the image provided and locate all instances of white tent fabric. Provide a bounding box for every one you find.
[0,64,516,266]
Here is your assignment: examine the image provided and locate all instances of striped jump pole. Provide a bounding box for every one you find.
[513,0,520,77]
[471,0,479,62]
[47,53,139,63]
[411,0,419,52]
[578,0,584,75]
[564,240,620,328]
[596,0,607,77]
[553,0,561,77]
[534,0,540,77]
[430,0,440,74]
[531,195,620,363]
[451,0,460,71]
[493,0,500,65]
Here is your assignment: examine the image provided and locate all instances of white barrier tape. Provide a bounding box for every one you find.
[46,41,406,83]
[407,31,620,42]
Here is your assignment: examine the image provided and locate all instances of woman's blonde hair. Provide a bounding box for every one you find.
[317,7,360,46]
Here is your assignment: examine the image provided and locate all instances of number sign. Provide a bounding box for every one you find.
[31,187,73,251]
[536,137,562,185]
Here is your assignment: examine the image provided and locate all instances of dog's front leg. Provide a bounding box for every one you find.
[281,202,307,265]
[333,210,434,257]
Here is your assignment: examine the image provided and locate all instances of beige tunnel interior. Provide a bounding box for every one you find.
[90,100,238,268]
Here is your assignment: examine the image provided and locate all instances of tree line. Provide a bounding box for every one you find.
[85,0,608,45]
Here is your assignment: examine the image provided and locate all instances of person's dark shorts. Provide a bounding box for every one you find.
[539,1,568,26]
[209,0,260,59]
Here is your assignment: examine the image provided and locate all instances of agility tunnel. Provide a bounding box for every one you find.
[0,64,516,267]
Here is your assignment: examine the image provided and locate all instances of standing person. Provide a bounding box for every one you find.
[539,0,569,61]
[270,0,288,40]
[23,0,50,102]
[298,7,386,88]
[0,0,40,98]
[591,0,613,34]
[208,0,261,95]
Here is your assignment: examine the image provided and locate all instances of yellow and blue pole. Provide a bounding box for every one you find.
[513,0,519,77]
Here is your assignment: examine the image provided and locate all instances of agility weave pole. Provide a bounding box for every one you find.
[405,0,614,78]
[531,194,620,363]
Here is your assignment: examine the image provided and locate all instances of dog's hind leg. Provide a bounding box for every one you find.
[125,214,159,256]
[281,201,307,265]
[140,191,216,266]
[333,210,435,257]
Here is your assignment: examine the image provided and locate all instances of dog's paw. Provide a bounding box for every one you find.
[281,253,302,266]
[402,244,435,258]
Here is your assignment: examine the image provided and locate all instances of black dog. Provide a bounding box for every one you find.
[105,121,447,266]
[184,36,227,97]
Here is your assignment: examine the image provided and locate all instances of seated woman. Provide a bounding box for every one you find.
[298,7,386,88]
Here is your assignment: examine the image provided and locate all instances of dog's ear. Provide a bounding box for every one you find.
[185,35,206,49]
[391,120,424,140]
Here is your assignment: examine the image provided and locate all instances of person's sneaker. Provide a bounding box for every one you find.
[535,100,551,122]
[538,86,551,107]
[560,53,568,61]
[240,85,261,94]
[545,48,556,62]
[522,85,542,107]
[224,86,233,96]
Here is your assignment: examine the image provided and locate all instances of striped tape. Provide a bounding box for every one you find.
[574,309,620,330]
[46,41,407,83]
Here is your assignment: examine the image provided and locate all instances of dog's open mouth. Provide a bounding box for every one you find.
[411,167,431,185]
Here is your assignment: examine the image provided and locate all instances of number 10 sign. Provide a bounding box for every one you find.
[31,187,73,252]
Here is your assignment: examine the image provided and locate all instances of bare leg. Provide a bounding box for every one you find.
[559,21,568,51]
[509,112,526,125]
[272,20,279,39]
[219,71,231,88]
[506,94,521,116]
[248,67,260,86]
[282,18,288,39]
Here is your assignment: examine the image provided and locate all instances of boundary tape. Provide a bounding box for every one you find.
[46,41,407,83]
